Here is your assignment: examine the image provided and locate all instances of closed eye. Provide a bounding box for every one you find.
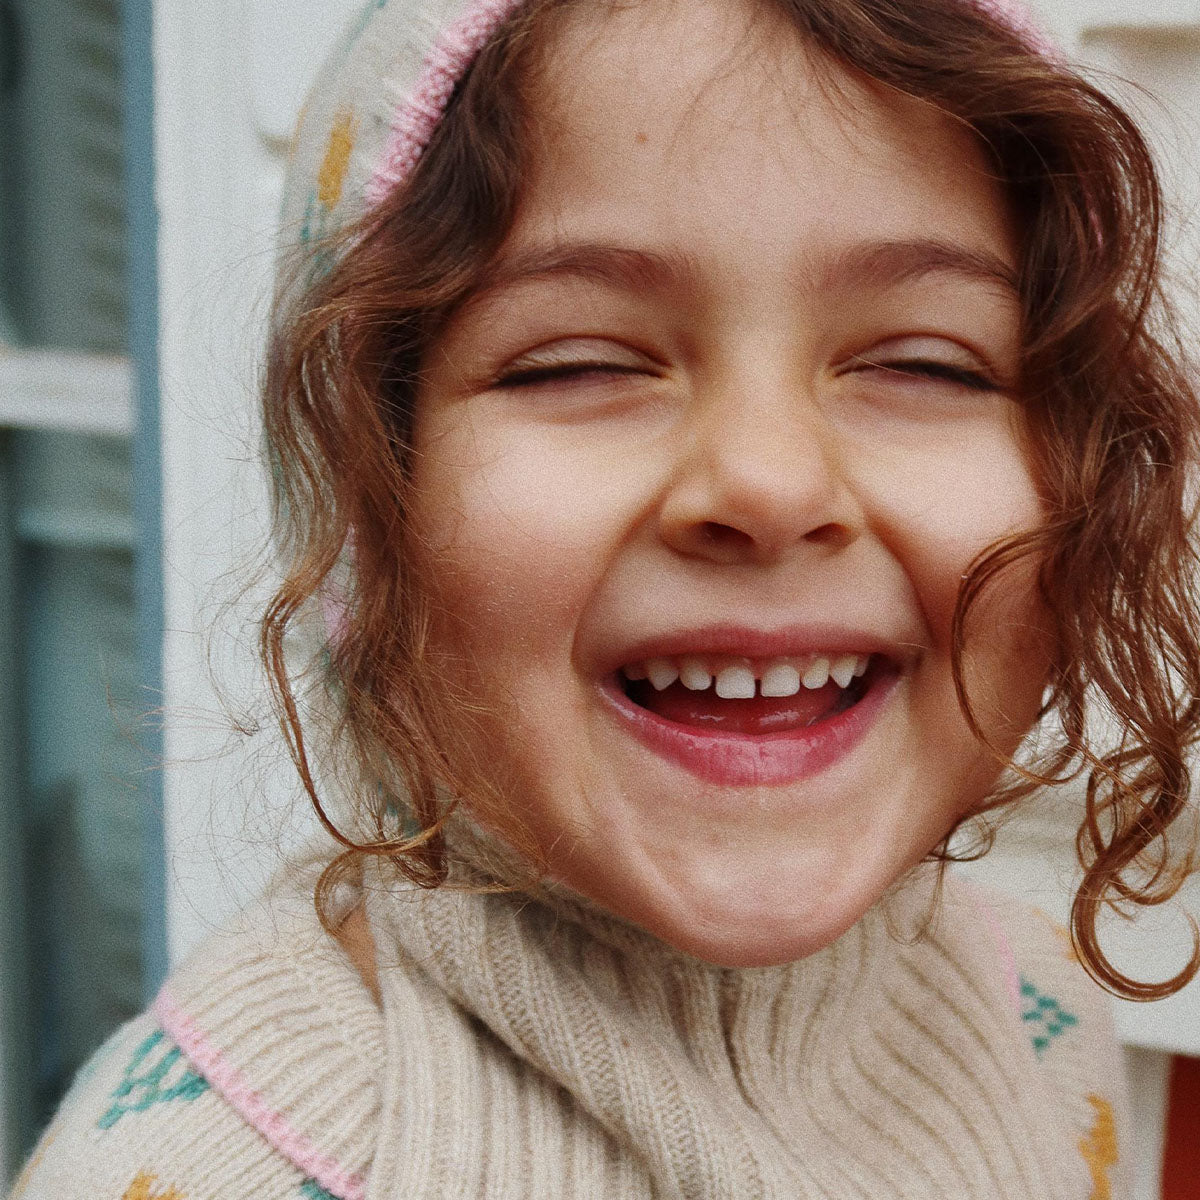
[851,356,999,392]
[493,360,652,388]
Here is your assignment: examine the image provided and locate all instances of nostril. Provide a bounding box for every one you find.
[695,519,850,560]
[698,521,755,555]
[804,522,853,549]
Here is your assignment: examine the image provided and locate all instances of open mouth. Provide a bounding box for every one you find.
[618,652,884,736]
[601,648,899,788]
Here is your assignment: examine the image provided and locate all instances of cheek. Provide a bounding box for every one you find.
[406,439,594,805]
[408,419,629,670]
[868,425,1050,746]
[871,420,1045,631]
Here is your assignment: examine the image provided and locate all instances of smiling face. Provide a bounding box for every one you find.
[406,0,1049,965]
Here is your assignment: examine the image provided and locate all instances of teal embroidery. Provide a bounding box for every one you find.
[97,1029,210,1130]
[299,189,333,253]
[297,192,337,279]
[379,787,424,840]
[354,0,390,35]
[298,189,341,276]
[1019,976,1078,1058]
[299,189,318,245]
[300,1182,339,1200]
[341,0,392,67]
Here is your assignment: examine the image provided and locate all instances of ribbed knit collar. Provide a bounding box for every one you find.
[361,853,1091,1199]
[157,839,1095,1199]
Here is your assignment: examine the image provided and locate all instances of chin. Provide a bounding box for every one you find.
[597,866,889,969]
[643,909,865,968]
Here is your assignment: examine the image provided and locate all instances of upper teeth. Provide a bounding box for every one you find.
[627,653,870,697]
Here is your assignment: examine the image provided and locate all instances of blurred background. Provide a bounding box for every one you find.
[1,1,1200,1197]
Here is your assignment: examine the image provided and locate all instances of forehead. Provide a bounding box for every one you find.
[514,0,1015,278]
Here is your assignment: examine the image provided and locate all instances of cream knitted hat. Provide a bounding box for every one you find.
[280,0,1048,262]
[281,0,522,256]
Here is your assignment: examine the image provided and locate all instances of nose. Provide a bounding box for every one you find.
[657,372,862,566]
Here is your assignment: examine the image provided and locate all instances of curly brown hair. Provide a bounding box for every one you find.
[262,0,1200,999]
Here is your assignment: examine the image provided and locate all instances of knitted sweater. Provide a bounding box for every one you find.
[10,848,1131,1200]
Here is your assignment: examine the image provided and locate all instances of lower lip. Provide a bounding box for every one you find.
[599,669,898,787]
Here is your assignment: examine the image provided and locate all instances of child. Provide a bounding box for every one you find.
[15,0,1200,1196]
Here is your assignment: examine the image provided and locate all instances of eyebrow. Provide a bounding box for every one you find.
[821,238,1019,297]
[472,243,700,299]
[468,236,1019,302]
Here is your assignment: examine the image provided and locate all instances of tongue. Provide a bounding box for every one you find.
[636,680,846,734]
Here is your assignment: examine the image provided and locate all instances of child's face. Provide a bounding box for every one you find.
[409,0,1048,964]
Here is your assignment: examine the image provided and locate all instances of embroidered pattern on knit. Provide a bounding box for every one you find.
[300,1181,340,1200]
[7,1124,58,1199]
[122,1171,185,1200]
[298,191,340,279]
[1019,976,1079,1058]
[1079,1094,1119,1200]
[300,192,325,249]
[317,110,359,210]
[349,0,390,44]
[97,1029,210,1130]
[1032,908,1078,962]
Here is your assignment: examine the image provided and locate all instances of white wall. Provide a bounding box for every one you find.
[153,0,359,963]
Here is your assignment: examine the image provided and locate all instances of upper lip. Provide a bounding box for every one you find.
[598,622,919,675]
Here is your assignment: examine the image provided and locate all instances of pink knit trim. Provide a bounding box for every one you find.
[968,0,1057,57]
[321,584,351,647]
[971,894,1023,1016]
[367,0,526,207]
[152,987,367,1200]
[321,530,356,649]
[365,0,1054,209]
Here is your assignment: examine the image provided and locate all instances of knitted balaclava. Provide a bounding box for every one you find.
[281,0,1050,666]
[281,0,1048,267]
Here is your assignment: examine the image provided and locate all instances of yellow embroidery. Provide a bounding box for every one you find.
[1034,907,1078,962]
[8,1126,57,1198]
[317,110,358,209]
[1079,1094,1118,1200]
[123,1171,185,1200]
